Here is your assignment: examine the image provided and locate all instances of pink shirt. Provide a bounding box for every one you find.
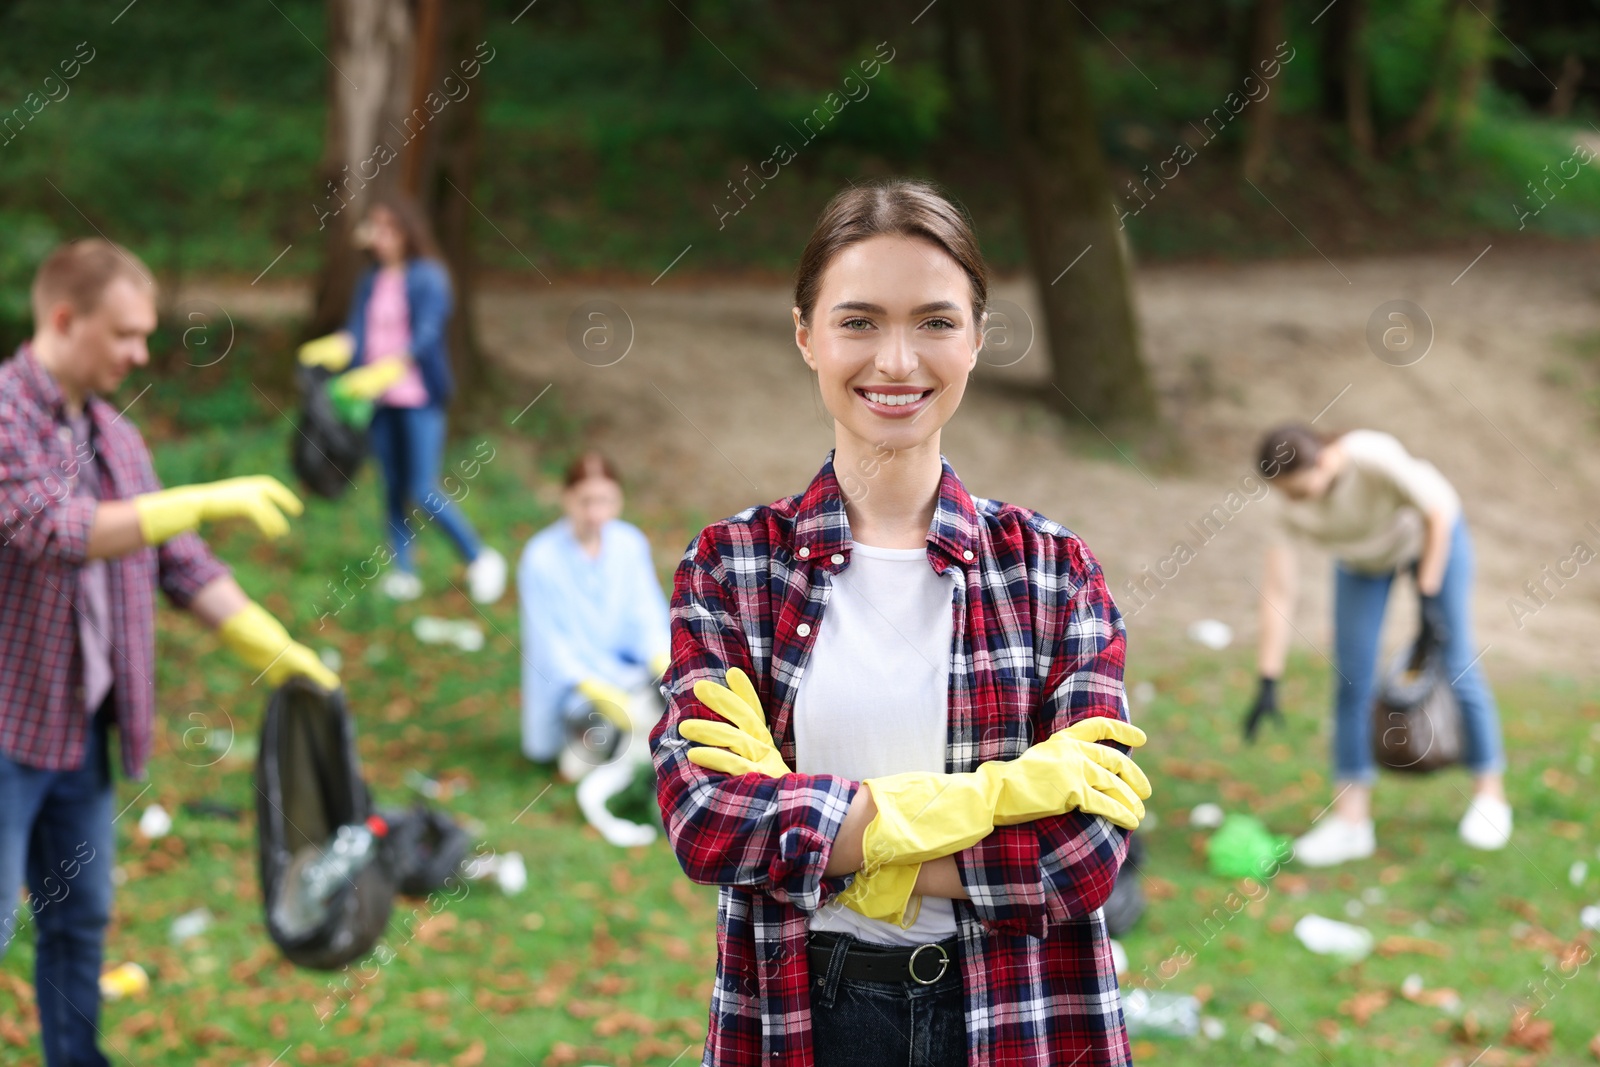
[365,266,429,408]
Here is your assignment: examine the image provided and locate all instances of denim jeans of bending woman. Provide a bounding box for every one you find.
[1331,514,1505,784]
[808,931,967,1067]
[368,403,482,574]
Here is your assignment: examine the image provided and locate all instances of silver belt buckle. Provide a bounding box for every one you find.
[908,941,950,985]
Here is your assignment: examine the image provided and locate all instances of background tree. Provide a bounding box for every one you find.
[975,0,1157,424]
[309,0,488,399]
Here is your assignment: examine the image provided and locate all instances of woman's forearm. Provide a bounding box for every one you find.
[912,854,971,899]
[823,784,875,876]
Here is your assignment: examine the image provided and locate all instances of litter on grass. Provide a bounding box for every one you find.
[1294,913,1374,961]
[412,615,484,652]
[1186,619,1233,650]
[1121,989,1200,1039]
[169,908,212,944]
[1206,814,1288,880]
[1189,802,1225,830]
[138,805,171,839]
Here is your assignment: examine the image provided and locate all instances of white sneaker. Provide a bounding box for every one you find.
[1292,815,1375,868]
[465,546,507,604]
[379,569,423,601]
[1459,795,1512,850]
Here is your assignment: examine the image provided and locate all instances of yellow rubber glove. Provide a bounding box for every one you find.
[680,667,924,924]
[575,677,632,731]
[859,717,1152,872]
[217,601,339,690]
[679,667,790,777]
[297,333,354,371]
[133,476,304,545]
[649,650,670,678]
[330,358,408,402]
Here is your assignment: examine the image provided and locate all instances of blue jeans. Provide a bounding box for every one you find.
[1332,516,1505,784]
[368,403,482,574]
[0,702,116,1067]
[808,932,967,1067]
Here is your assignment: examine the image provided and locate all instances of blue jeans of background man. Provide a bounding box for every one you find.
[1332,515,1506,784]
[808,931,967,1067]
[0,699,116,1067]
[368,403,482,574]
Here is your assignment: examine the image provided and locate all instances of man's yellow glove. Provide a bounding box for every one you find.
[133,476,304,545]
[217,601,339,690]
[649,650,669,678]
[680,667,924,925]
[297,333,354,371]
[575,677,632,732]
[330,358,408,402]
[859,717,1152,872]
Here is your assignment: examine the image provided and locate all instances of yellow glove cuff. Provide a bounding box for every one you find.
[649,651,669,678]
[217,602,338,690]
[297,333,354,371]
[132,488,201,546]
[836,862,924,928]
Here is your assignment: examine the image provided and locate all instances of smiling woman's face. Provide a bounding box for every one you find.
[793,234,983,454]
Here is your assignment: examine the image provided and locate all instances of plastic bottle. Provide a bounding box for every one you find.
[273,815,388,937]
[1121,988,1201,1038]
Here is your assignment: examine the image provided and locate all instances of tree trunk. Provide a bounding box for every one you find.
[1447,0,1497,149]
[1240,0,1286,182]
[310,0,491,402]
[976,0,1156,424]
[1383,0,1467,156]
[1546,52,1584,118]
[1319,0,1374,159]
[309,0,416,338]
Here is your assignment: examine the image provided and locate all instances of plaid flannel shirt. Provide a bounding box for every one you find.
[0,345,230,779]
[649,448,1134,1067]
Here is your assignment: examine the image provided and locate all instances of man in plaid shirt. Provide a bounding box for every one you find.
[650,447,1138,1067]
[0,239,337,1066]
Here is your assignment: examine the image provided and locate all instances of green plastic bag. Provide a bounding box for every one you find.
[327,379,375,430]
[1206,814,1290,880]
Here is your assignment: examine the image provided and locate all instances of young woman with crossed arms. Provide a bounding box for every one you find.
[650,179,1152,1067]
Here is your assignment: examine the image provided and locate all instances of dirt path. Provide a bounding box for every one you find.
[202,245,1600,681]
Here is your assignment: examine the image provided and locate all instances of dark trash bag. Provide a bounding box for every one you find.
[1371,629,1462,774]
[1102,833,1147,937]
[379,803,470,898]
[256,678,395,970]
[290,363,367,500]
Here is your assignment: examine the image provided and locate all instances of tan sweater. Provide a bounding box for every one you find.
[1274,429,1460,574]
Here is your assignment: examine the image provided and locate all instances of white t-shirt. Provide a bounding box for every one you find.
[794,540,960,945]
[1275,429,1461,574]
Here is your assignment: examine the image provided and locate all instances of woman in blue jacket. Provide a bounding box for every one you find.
[343,196,505,603]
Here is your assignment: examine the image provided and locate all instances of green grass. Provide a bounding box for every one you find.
[1,378,1597,1065]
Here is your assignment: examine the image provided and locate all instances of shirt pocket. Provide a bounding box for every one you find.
[975,636,1036,761]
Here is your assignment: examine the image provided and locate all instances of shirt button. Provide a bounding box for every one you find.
[796,623,811,637]
[797,546,810,558]
[963,549,975,561]
[830,553,844,565]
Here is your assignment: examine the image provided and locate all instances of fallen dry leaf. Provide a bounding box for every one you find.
[1340,989,1392,1026]
[1504,1007,1554,1053]
[451,1040,486,1067]
[1588,1031,1600,1060]
[1377,936,1452,958]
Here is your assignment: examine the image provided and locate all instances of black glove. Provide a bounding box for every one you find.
[1242,675,1282,742]
[1417,592,1448,656]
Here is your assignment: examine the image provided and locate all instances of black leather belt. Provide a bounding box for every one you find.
[807,930,959,986]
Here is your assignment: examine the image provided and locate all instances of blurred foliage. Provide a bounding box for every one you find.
[0,0,1597,303]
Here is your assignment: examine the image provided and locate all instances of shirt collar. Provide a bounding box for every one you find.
[15,341,111,431]
[791,447,980,574]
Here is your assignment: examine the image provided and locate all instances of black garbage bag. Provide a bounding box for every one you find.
[290,363,367,500]
[1102,833,1147,937]
[379,803,470,898]
[1371,626,1462,774]
[256,678,395,970]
